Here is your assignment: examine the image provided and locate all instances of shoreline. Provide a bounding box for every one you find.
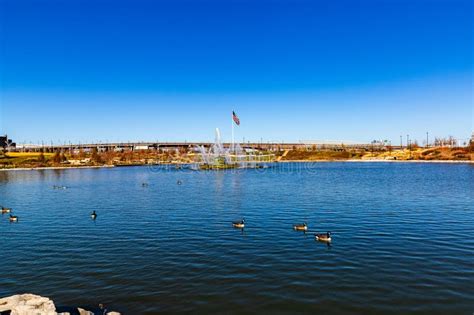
[278,159,474,164]
[0,165,116,172]
[0,159,473,172]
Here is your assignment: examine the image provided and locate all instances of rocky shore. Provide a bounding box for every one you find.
[0,294,121,315]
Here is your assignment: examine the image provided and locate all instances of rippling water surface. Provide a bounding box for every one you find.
[0,163,473,314]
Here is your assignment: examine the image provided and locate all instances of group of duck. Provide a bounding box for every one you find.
[231,219,332,243]
[142,180,182,187]
[3,205,96,222]
[3,205,331,244]
[5,178,331,245]
[53,185,69,190]
[86,212,331,243]
[1,206,18,222]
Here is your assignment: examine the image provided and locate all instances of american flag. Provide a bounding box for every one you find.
[232,111,240,126]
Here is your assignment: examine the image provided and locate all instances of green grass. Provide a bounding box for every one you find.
[0,154,50,168]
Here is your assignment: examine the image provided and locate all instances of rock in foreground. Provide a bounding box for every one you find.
[0,294,56,315]
[0,294,121,315]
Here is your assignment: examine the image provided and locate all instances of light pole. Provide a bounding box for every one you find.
[426,132,429,148]
[400,135,403,148]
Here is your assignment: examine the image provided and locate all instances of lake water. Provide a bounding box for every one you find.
[0,163,473,314]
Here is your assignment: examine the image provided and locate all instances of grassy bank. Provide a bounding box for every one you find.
[280,147,473,162]
[0,152,55,169]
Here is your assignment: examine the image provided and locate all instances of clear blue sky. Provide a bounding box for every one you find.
[0,0,472,144]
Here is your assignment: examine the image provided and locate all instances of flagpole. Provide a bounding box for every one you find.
[231,112,235,153]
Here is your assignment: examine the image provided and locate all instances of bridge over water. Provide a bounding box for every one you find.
[14,141,395,152]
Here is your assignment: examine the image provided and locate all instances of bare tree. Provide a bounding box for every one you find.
[38,151,46,164]
[53,151,61,164]
[91,148,102,164]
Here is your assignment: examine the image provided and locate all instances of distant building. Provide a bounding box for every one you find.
[0,135,16,151]
[134,145,150,151]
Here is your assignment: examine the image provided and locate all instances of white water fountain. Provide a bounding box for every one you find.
[194,128,275,170]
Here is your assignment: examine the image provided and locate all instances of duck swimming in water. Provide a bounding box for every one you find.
[315,232,331,242]
[232,219,245,229]
[9,214,18,222]
[293,222,308,231]
[1,207,12,214]
[91,211,97,220]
